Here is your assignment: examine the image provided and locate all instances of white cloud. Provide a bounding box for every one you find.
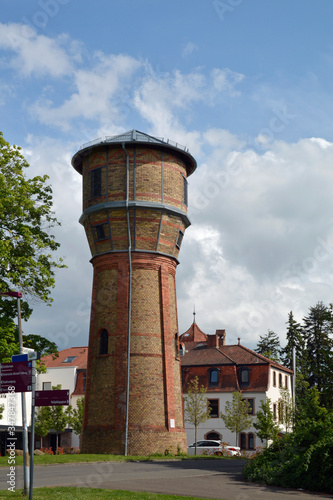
[212,68,244,95]
[182,42,199,58]
[30,53,141,130]
[178,135,333,345]
[0,22,74,77]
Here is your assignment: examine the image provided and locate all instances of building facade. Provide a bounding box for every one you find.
[180,322,293,454]
[37,347,87,450]
[72,130,196,455]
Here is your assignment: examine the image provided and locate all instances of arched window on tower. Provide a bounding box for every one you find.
[99,329,109,355]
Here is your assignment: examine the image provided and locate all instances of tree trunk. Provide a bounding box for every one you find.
[194,425,198,455]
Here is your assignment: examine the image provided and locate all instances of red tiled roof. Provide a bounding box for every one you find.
[181,342,293,374]
[179,322,208,343]
[41,347,88,369]
[181,346,234,366]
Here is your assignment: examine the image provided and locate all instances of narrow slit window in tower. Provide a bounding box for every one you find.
[182,175,188,206]
[91,168,102,198]
[99,329,108,355]
[176,230,184,249]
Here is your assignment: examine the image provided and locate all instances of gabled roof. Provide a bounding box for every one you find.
[222,344,293,373]
[41,347,88,370]
[181,342,293,373]
[180,321,293,374]
[181,346,234,366]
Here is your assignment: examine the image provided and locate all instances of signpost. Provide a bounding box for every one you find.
[0,291,28,495]
[0,361,32,393]
[35,390,70,406]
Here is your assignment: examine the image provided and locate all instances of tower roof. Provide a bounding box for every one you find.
[179,322,208,343]
[72,129,197,176]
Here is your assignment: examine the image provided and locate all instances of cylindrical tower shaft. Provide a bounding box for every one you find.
[72,130,196,455]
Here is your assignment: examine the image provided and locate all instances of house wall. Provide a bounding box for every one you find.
[37,366,77,393]
[183,367,293,454]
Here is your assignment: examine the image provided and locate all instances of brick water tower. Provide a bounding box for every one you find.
[71,130,196,455]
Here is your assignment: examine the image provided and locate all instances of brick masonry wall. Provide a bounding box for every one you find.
[80,140,191,455]
[82,144,188,213]
[81,252,187,455]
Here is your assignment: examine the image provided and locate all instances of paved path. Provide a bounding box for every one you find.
[1,460,332,500]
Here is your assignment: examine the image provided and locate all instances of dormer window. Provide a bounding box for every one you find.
[239,367,250,386]
[208,368,219,386]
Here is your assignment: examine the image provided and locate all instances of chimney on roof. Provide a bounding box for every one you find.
[238,337,241,345]
[207,334,219,348]
[216,329,226,346]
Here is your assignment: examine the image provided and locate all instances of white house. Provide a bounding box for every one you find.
[0,347,87,454]
[180,322,293,455]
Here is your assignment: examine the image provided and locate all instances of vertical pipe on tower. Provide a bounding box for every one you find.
[122,142,132,456]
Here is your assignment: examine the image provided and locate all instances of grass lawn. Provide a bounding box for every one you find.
[0,453,234,466]
[0,487,214,499]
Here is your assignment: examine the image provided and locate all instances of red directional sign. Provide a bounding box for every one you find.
[35,390,70,406]
[0,361,32,393]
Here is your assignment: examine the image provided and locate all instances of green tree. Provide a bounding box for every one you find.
[255,330,281,362]
[244,386,333,494]
[302,302,333,408]
[184,377,211,455]
[221,392,253,447]
[0,404,4,420]
[0,131,65,301]
[280,311,303,370]
[66,397,84,448]
[253,398,280,447]
[22,334,58,358]
[0,132,65,361]
[34,406,52,449]
[279,387,294,432]
[0,318,18,363]
[47,385,69,454]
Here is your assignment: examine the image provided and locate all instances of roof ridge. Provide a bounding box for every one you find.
[217,347,236,364]
[236,344,293,372]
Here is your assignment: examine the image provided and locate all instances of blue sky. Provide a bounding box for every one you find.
[1,0,333,352]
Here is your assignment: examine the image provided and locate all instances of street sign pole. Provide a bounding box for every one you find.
[0,291,29,495]
[17,296,29,495]
[29,360,36,500]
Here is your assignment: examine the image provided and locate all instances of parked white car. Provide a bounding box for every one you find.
[187,440,241,457]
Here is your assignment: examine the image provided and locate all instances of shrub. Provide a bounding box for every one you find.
[243,413,333,494]
[39,447,54,455]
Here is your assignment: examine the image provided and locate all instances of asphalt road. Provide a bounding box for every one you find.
[1,459,333,500]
